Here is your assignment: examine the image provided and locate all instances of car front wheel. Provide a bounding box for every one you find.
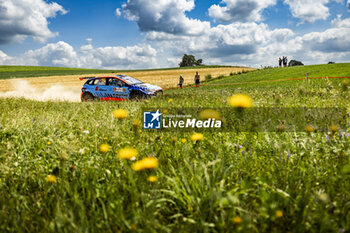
[130,91,146,101]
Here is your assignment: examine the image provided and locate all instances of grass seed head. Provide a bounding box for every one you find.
[199,109,221,120]
[133,119,141,128]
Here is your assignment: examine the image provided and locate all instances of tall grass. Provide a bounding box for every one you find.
[0,64,350,232]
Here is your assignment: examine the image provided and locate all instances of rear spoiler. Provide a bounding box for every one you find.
[79,77,96,81]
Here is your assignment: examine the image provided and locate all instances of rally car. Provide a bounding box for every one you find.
[80,75,163,102]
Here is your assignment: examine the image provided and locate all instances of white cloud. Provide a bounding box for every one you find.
[115,8,122,17]
[295,15,350,54]
[0,41,158,69]
[147,22,293,62]
[22,41,78,66]
[116,0,210,35]
[208,0,276,22]
[252,17,350,66]
[80,43,158,69]
[0,0,67,44]
[284,0,341,24]
[0,50,11,64]
[331,15,350,27]
[298,28,350,53]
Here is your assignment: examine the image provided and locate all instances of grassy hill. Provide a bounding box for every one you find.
[210,63,350,84]
[0,63,350,232]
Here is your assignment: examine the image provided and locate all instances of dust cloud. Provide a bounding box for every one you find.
[0,80,81,102]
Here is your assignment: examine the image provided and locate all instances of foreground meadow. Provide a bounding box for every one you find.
[0,64,350,232]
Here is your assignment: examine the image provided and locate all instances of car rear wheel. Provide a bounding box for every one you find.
[81,93,95,102]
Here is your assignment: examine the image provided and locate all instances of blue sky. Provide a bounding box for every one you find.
[0,0,350,69]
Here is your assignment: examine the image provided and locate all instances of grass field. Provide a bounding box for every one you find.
[1,63,350,232]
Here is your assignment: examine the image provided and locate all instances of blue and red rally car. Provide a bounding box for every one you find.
[80,75,163,102]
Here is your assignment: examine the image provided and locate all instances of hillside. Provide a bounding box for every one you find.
[210,63,350,84]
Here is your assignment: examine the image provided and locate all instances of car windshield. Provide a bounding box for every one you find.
[118,75,143,85]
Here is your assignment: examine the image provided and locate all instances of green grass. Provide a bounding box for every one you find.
[210,63,350,84]
[1,64,350,232]
[0,65,240,80]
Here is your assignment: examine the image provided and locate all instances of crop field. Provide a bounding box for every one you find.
[1,63,350,232]
[0,66,252,92]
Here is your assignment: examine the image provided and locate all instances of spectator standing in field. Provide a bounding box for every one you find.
[283,56,288,67]
[178,75,184,88]
[194,72,200,87]
[279,57,282,67]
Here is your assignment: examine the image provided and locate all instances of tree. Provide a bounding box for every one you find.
[195,59,203,66]
[179,54,203,67]
[288,60,304,67]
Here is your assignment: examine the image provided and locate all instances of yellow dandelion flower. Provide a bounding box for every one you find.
[104,137,108,140]
[46,175,57,183]
[305,125,314,133]
[113,109,128,119]
[163,109,169,114]
[132,157,159,171]
[133,119,141,127]
[168,98,173,103]
[190,133,204,141]
[276,210,283,218]
[139,130,142,133]
[233,216,242,224]
[99,144,110,153]
[199,109,221,120]
[117,147,138,160]
[181,138,187,143]
[228,94,253,108]
[330,124,338,133]
[148,176,158,182]
[47,141,51,145]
